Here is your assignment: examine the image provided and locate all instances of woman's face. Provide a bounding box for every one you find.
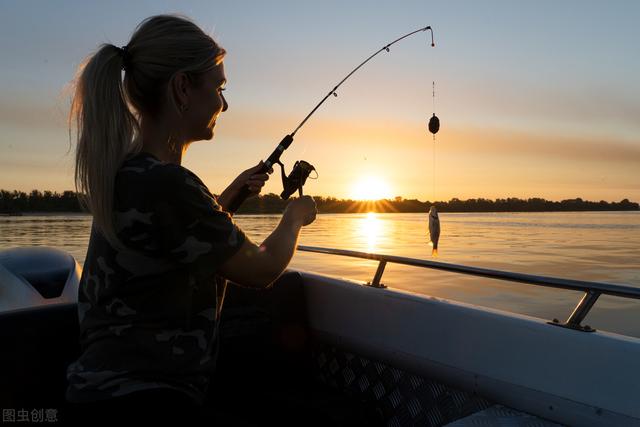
[184,62,228,142]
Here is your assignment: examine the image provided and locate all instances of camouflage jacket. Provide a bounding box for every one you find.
[66,152,246,404]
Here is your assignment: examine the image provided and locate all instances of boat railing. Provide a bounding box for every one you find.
[296,245,640,333]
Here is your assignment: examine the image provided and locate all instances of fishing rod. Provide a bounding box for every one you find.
[227,25,436,213]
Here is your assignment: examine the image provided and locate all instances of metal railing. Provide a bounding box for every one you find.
[297,245,640,333]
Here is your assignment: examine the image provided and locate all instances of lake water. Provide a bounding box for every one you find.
[1,211,639,338]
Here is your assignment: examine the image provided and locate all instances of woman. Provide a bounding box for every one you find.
[64,14,317,424]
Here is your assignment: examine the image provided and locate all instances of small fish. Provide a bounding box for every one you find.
[428,206,440,256]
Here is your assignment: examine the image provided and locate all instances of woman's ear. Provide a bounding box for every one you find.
[170,72,190,112]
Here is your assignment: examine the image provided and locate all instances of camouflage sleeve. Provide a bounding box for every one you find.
[153,167,246,281]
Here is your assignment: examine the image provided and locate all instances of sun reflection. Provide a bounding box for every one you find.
[359,212,384,252]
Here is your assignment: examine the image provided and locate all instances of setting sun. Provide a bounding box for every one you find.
[350,176,393,201]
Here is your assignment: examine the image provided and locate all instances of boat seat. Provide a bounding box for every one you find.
[0,247,77,299]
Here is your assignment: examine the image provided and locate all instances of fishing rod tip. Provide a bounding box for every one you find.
[424,26,435,47]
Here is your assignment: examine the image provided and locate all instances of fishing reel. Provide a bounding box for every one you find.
[275,160,317,200]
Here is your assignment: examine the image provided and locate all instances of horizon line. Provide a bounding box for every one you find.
[1,189,637,205]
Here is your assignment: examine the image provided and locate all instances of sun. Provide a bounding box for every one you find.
[350,176,393,201]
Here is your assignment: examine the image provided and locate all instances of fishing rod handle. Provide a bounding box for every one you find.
[225,165,269,213]
[226,134,294,213]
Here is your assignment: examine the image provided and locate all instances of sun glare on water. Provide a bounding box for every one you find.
[359,212,384,252]
[350,176,392,201]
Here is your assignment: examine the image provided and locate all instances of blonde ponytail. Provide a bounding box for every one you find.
[70,43,140,249]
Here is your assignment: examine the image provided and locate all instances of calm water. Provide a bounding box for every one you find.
[1,211,639,337]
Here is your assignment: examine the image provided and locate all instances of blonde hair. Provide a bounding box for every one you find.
[69,14,226,249]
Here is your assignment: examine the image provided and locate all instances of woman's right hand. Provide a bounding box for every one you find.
[283,195,317,227]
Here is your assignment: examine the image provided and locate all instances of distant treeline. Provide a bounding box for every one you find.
[1,189,638,214]
[0,190,81,213]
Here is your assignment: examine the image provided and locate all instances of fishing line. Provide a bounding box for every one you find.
[428,81,440,203]
[432,81,436,201]
[432,82,436,120]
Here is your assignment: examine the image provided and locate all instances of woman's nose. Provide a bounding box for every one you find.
[222,94,228,112]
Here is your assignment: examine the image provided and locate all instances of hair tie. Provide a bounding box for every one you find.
[119,45,131,72]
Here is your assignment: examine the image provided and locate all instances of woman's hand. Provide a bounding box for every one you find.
[283,195,317,227]
[217,161,273,211]
[241,161,273,195]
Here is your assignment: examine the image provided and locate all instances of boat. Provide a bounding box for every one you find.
[0,245,638,426]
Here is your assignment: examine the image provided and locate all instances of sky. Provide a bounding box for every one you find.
[0,0,638,202]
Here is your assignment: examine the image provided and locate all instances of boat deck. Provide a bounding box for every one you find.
[446,405,563,426]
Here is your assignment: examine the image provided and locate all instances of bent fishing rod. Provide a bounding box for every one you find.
[227,25,436,213]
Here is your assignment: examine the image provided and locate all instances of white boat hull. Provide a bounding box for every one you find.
[301,271,640,426]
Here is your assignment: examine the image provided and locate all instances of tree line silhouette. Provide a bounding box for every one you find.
[1,189,637,215]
